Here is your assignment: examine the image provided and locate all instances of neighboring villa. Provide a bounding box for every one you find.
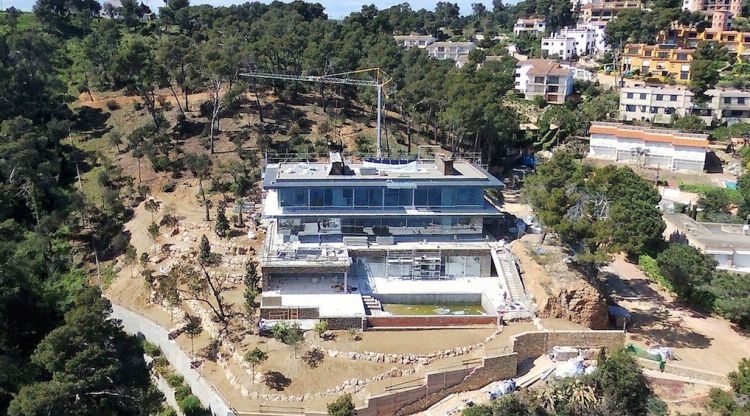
[259,152,528,328]
[393,34,436,49]
[541,23,609,60]
[587,121,709,172]
[580,0,641,22]
[621,44,695,82]
[514,59,574,104]
[659,25,750,59]
[513,18,547,35]
[425,41,476,63]
[619,86,695,123]
[682,0,742,30]
[620,85,750,125]
[664,213,750,273]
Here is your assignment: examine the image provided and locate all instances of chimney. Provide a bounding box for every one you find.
[435,154,456,175]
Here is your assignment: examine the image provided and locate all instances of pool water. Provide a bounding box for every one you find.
[726,181,738,190]
[382,304,487,316]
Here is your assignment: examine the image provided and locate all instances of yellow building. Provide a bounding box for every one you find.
[658,26,750,60]
[621,44,695,83]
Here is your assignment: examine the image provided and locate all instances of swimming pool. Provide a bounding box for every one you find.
[725,181,738,190]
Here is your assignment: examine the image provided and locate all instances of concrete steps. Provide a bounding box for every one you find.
[362,295,383,315]
[491,249,526,304]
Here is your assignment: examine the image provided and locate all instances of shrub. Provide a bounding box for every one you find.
[174,384,192,402]
[179,395,209,416]
[142,341,162,357]
[638,254,673,292]
[166,373,184,388]
[327,394,356,416]
[162,181,176,193]
[133,101,143,111]
[152,356,170,376]
[106,99,120,111]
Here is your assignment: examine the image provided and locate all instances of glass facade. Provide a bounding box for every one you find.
[278,216,483,240]
[278,186,484,209]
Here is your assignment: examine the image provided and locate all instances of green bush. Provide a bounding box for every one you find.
[166,373,184,388]
[174,384,192,402]
[105,99,120,111]
[142,341,161,357]
[159,408,177,416]
[162,181,176,193]
[638,255,674,291]
[179,395,209,416]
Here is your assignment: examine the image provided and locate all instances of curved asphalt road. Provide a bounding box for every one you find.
[111,303,236,416]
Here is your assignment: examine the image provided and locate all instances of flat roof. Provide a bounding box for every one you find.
[665,213,750,252]
[590,122,709,148]
[263,159,504,189]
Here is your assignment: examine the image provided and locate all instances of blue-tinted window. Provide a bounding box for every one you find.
[414,188,428,206]
[279,188,308,207]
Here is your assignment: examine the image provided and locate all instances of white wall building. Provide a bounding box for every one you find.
[515,59,574,104]
[664,213,750,273]
[425,41,476,61]
[393,35,436,49]
[542,24,609,60]
[513,18,547,35]
[620,86,750,125]
[620,86,694,123]
[588,122,708,172]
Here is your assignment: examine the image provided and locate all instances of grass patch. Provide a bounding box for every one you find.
[638,255,674,292]
[678,182,742,205]
[0,11,39,33]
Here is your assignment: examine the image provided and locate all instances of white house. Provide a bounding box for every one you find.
[393,35,436,49]
[619,86,695,123]
[664,213,750,273]
[588,121,708,172]
[513,18,547,35]
[514,59,574,104]
[541,24,609,60]
[425,41,476,61]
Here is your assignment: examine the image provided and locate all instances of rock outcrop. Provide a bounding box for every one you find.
[510,235,609,329]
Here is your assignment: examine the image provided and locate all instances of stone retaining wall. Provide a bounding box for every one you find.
[511,330,626,362]
[397,353,519,415]
[321,317,364,330]
[366,315,497,328]
[259,306,319,320]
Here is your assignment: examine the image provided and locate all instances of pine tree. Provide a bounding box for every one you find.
[199,235,211,265]
[215,201,229,238]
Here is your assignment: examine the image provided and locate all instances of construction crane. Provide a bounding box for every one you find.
[239,68,393,158]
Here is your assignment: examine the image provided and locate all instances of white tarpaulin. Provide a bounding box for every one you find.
[361,160,418,173]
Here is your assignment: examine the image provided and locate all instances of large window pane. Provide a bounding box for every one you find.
[384,189,399,206]
[414,188,428,206]
[355,188,369,206]
[428,188,442,206]
[310,188,325,207]
[399,189,413,206]
[368,188,383,207]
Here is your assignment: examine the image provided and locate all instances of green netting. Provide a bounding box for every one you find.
[625,344,663,362]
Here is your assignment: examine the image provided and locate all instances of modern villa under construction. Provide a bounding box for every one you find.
[258,151,530,328]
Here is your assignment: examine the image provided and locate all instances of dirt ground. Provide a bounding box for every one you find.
[603,254,750,375]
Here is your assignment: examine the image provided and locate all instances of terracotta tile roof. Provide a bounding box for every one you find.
[521,59,573,77]
[589,122,709,148]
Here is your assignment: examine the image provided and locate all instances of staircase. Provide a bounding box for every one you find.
[492,249,525,304]
[362,295,383,315]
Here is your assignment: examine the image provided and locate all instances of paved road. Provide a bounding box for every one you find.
[111,304,236,416]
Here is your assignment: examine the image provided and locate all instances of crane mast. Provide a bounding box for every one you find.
[239,68,392,158]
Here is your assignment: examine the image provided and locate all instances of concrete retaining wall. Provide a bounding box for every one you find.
[511,330,626,362]
[366,315,497,328]
[638,358,730,386]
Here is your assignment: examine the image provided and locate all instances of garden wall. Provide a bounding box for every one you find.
[511,330,626,362]
[365,315,497,328]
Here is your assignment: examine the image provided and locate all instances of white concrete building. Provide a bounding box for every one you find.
[620,86,750,125]
[513,18,547,35]
[588,122,709,172]
[425,41,476,61]
[514,59,574,104]
[620,86,694,123]
[664,213,750,273]
[393,35,436,49]
[541,36,577,60]
[542,24,609,60]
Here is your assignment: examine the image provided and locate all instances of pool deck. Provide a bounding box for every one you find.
[262,274,510,317]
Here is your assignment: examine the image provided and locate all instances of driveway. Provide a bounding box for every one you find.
[602,255,750,375]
